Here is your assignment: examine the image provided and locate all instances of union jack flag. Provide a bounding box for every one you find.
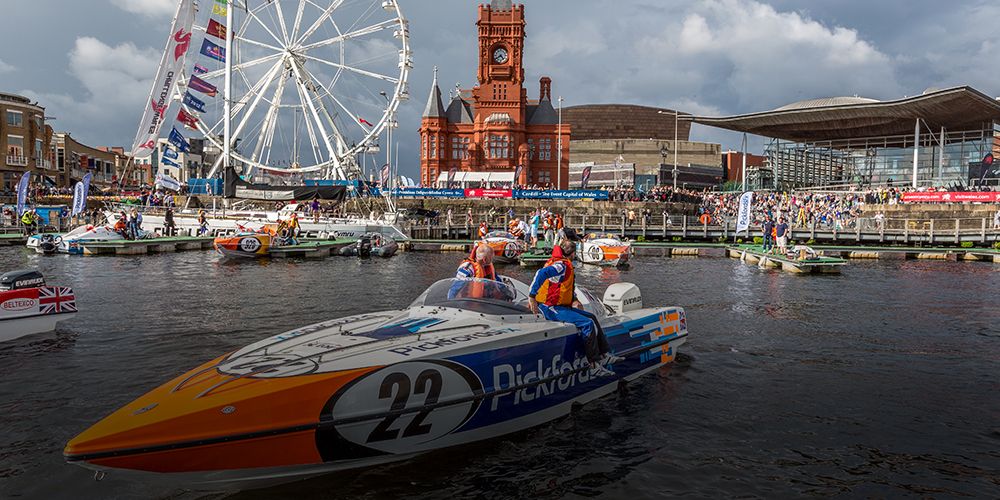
[39,287,77,314]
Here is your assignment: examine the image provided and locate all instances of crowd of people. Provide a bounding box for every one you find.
[697,187,910,230]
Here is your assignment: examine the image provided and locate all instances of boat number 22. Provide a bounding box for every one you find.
[366,369,442,442]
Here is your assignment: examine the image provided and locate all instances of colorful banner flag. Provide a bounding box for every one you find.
[183,91,206,113]
[188,75,217,97]
[736,191,754,235]
[16,171,30,216]
[155,173,182,192]
[513,164,523,186]
[447,167,458,188]
[168,126,190,153]
[581,165,593,189]
[207,19,228,40]
[163,147,179,160]
[71,173,92,216]
[200,39,225,63]
[192,63,208,75]
[380,164,391,188]
[177,108,199,129]
[162,156,180,168]
[213,3,227,16]
[130,0,197,158]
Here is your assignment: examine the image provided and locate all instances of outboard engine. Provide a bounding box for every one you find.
[356,235,373,258]
[0,270,46,291]
[603,283,643,315]
[38,234,58,254]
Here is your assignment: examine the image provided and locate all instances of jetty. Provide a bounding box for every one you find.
[729,245,847,274]
[77,236,214,256]
[267,240,354,259]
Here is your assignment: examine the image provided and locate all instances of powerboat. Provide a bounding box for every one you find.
[0,270,77,342]
[578,235,632,267]
[107,203,409,242]
[27,225,132,255]
[480,230,527,264]
[213,224,288,259]
[339,233,399,258]
[64,277,687,490]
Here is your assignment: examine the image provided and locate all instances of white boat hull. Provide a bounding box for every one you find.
[0,313,75,342]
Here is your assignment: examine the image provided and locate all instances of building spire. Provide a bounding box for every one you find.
[423,66,446,118]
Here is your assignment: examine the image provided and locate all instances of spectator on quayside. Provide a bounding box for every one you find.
[529,210,540,246]
[164,207,176,237]
[762,216,774,253]
[446,208,453,225]
[775,217,789,255]
[994,208,1000,230]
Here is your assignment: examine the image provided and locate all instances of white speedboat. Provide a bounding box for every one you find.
[27,225,131,255]
[106,203,409,241]
[0,270,77,342]
[65,277,687,490]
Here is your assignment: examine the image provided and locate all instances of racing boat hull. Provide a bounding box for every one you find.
[66,279,686,490]
[579,240,632,267]
[0,281,77,342]
[213,233,276,258]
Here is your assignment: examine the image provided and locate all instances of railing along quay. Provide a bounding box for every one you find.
[402,215,1000,246]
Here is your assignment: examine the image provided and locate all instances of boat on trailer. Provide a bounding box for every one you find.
[65,277,687,490]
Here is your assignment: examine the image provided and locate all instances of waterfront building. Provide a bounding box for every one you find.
[0,92,54,191]
[721,151,767,186]
[53,133,120,188]
[564,104,724,190]
[419,0,571,188]
[693,86,1000,190]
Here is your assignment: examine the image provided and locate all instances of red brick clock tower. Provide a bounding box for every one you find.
[419,0,570,188]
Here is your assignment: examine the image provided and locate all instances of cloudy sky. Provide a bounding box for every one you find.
[2,0,998,180]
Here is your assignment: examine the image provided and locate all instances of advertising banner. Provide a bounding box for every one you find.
[901,191,1000,203]
[465,188,513,199]
[513,189,609,200]
[736,191,754,234]
[130,0,197,158]
[394,188,464,198]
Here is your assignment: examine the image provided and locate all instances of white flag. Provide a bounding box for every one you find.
[130,0,197,158]
[736,191,754,234]
[155,173,182,192]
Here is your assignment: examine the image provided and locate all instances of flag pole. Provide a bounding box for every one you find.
[223,0,234,183]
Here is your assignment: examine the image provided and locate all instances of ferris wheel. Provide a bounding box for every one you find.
[190,0,411,180]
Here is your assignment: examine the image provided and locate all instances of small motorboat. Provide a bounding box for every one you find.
[65,277,687,490]
[27,225,130,255]
[340,233,399,258]
[0,270,77,342]
[578,234,632,267]
[213,224,290,259]
[479,230,527,264]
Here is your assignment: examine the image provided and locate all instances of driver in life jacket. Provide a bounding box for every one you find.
[456,244,498,281]
[451,244,510,300]
[528,231,622,376]
[508,218,523,239]
[478,221,489,239]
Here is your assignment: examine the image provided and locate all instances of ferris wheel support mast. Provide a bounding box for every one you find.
[223,0,234,176]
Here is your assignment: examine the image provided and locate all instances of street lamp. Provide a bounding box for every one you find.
[658,110,679,190]
[557,96,564,189]
[659,145,670,189]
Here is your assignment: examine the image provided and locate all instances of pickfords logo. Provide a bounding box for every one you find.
[388,328,516,356]
[491,353,594,411]
[2,298,37,312]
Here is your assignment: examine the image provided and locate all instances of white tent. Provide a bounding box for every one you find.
[435,171,515,188]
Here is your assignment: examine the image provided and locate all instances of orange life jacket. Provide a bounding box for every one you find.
[555,215,564,230]
[534,256,574,307]
[462,246,497,280]
[478,223,489,238]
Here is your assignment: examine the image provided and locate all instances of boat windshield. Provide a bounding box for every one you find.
[410,278,530,315]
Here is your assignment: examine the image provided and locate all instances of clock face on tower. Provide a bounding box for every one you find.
[492,47,509,64]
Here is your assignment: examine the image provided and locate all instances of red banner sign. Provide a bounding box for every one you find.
[465,188,513,199]
[902,191,1000,203]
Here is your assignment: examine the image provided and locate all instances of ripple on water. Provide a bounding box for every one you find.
[0,249,998,499]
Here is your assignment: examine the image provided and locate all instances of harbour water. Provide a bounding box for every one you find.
[0,249,998,498]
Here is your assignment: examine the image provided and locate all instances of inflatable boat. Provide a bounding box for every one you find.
[0,270,77,342]
[65,277,687,490]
